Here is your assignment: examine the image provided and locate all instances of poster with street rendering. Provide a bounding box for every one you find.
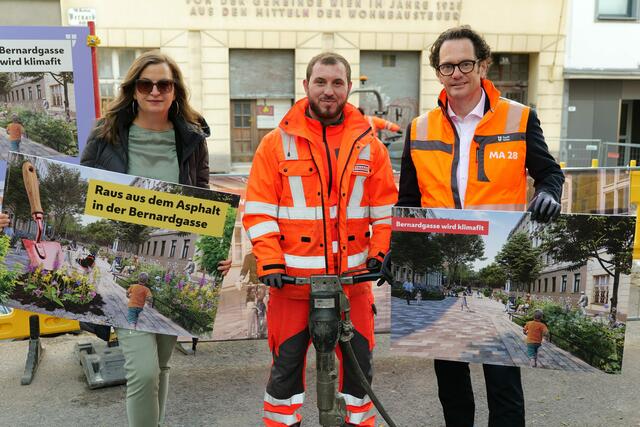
[0,153,239,338]
[390,207,636,374]
[0,26,95,200]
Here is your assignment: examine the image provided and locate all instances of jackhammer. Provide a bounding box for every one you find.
[281,268,397,427]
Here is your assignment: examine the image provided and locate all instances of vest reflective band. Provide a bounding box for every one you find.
[280,128,306,207]
[410,97,528,211]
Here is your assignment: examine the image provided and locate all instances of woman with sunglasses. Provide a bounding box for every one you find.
[81,51,231,427]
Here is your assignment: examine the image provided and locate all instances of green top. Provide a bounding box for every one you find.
[127,124,180,183]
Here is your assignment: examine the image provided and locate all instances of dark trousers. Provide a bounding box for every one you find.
[434,359,525,427]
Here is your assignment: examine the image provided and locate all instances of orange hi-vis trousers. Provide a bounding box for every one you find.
[262,291,377,426]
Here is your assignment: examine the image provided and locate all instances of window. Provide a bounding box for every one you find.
[593,275,610,304]
[544,278,548,293]
[181,239,190,259]
[160,240,166,257]
[51,84,63,107]
[97,47,154,111]
[28,86,33,100]
[233,102,251,128]
[561,275,567,293]
[382,54,396,67]
[552,277,556,293]
[597,0,637,19]
[146,241,151,255]
[36,85,42,100]
[153,241,158,257]
[169,240,177,258]
[537,279,541,293]
[573,273,581,293]
[21,88,25,100]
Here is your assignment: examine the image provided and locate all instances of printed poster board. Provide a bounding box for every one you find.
[0,26,96,194]
[390,207,636,374]
[0,153,240,338]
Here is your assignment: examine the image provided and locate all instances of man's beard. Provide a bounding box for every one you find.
[308,96,346,123]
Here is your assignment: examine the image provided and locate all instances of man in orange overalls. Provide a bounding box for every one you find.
[243,52,397,427]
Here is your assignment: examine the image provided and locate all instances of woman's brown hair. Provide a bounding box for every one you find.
[94,51,202,144]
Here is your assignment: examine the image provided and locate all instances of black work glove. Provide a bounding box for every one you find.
[366,257,382,272]
[528,191,561,223]
[376,252,394,287]
[260,273,284,289]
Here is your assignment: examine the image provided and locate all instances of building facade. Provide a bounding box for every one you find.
[562,0,640,167]
[60,0,568,172]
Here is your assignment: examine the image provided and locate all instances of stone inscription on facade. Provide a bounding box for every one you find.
[185,0,461,20]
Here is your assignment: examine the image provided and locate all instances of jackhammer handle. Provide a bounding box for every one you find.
[281,274,303,285]
[346,272,382,284]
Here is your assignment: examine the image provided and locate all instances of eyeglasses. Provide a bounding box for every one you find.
[135,78,175,94]
[436,60,479,76]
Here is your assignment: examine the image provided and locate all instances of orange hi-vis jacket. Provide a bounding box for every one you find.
[409,79,529,211]
[243,98,397,300]
[365,115,401,133]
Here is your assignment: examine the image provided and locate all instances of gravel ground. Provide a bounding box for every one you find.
[1,322,640,426]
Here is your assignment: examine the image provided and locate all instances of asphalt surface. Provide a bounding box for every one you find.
[1,323,640,426]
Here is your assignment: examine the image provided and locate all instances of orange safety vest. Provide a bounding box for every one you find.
[366,115,401,133]
[409,79,529,211]
[243,99,397,299]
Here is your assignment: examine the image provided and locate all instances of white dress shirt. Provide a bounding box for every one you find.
[447,89,486,208]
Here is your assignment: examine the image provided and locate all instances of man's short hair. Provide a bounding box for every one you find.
[429,25,492,70]
[534,309,544,320]
[138,272,149,284]
[306,52,352,83]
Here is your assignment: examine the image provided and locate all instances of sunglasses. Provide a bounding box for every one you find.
[135,78,175,94]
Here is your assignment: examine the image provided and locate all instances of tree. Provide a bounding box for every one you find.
[39,163,88,238]
[0,73,12,97]
[538,215,634,317]
[478,262,508,289]
[113,222,152,252]
[391,231,443,283]
[84,220,118,247]
[1,161,32,226]
[495,231,542,292]
[435,234,485,287]
[196,207,237,275]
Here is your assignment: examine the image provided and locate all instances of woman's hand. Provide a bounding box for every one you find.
[0,213,9,230]
[217,258,232,277]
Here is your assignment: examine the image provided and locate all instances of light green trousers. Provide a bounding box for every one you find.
[116,329,178,427]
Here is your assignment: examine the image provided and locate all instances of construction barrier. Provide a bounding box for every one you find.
[0,308,80,340]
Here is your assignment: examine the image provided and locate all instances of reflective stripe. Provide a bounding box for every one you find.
[415,113,428,140]
[288,176,306,207]
[280,129,306,207]
[465,203,526,212]
[347,249,369,268]
[348,175,366,207]
[347,206,369,219]
[337,392,371,407]
[278,205,338,220]
[358,144,371,160]
[332,241,339,253]
[264,391,305,407]
[263,409,300,425]
[284,253,326,269]
[247,221,280,240]
[370,204,392,219]
[346,406,376,424]
[280,128,298,160]
[245,201,278,217]
[372,218,392,226]
[410,139,452,153]
[505,100,526,134]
